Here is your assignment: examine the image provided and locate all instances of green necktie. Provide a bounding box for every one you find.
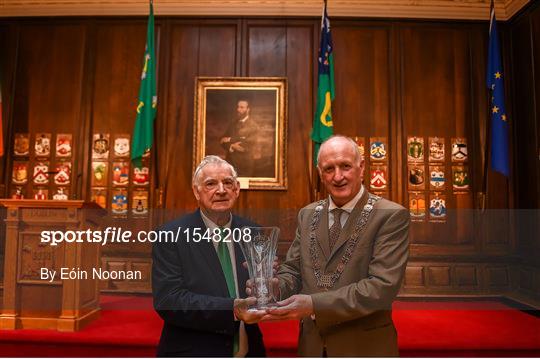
[217,228,239,355]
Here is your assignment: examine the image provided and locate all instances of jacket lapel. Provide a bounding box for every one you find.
[193,209,230,297]
[328,190,369,261]
[316,202,331,261]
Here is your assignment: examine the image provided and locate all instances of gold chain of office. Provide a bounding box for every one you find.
[309,194,380,290]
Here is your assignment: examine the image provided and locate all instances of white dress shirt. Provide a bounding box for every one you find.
[328,185,365,228]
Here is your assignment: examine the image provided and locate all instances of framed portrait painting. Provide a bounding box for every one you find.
[193,77,287,190]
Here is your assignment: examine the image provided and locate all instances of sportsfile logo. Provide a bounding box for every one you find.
[39,227,252,246]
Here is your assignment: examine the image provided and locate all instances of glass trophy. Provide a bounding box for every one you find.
[239,226,279,310]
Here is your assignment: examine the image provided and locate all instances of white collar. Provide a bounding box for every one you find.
[238,115,249,123]
[200,209,232,230]
[328,185,365,213]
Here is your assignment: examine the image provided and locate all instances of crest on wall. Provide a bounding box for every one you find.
[409,192,426,221]
[429,194,447,222]
[91,188,108,209]
[112,162,130,186]
[370,137,387,161]
[35,133,51,157]
[52,187,69,200]
[407,136,424,162]
[408,165,425,190]
[12,162,28,184]
[11,187,25,199]
[429,165,446,190]
[113,135,130,158]
[91,162,108,187]
[370,165,388,190]
[33,162,50,185]
[111,189,128,215]
[133,164,150,186]
[428,137,445,162]
[452,165,469,192]
[56,134,73,158]
[451,137,468,162]
[54,162,71,185]
[93,133,110,159]
[33,188,48,200]
[14,133,30,156]
[132,190,149,216]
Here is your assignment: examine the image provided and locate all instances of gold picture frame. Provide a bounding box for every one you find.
[193,77,287,190]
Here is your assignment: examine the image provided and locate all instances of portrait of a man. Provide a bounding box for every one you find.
[194,78,287,189]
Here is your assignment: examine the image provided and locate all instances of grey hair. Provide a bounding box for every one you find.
[317,135,363,168]
[192,155,238,186]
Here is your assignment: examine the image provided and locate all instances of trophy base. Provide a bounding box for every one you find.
[248,296,277,311]
[247,304,277,311]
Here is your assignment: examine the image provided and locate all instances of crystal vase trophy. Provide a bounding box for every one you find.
[239,226,279,310]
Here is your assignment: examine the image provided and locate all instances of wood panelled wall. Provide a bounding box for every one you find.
[509,1,540,302]
[0,14,534,299]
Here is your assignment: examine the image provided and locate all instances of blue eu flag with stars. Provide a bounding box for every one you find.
[486,1,509,177]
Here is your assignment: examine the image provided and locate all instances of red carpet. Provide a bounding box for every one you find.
[0,296,538,357]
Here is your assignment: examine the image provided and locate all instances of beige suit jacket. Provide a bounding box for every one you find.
[278,190,410,357]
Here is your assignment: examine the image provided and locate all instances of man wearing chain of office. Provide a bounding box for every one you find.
[264,135,410,356]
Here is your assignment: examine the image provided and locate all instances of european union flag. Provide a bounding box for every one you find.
[486,0,510,177]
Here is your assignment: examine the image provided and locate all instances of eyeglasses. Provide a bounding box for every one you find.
[202,178,237,191]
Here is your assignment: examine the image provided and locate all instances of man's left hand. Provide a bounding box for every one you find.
[234,297,266,324]
[262,294,313,321]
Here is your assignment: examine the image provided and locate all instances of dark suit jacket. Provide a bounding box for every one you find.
[152,209,266,357]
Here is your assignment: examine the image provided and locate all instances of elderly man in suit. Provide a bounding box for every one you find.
[152,155,266,357]
[265,135,410,356]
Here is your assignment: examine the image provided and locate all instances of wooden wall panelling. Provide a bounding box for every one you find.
[0,24,19,196]
[404,265,426,288]
[510,3,540,303]
[160,23,199,214]
[243,20,289,233]
[403,261,514,294]
[161,20,239,217]
[400,24,476,251]
[486,265,510,288]
[91,21,147,135]
[198,24,238,76]
[10,22,86,202]
[90,20,155,292]
[77,21,96,203]
[528,3,540,271]
[282,21,315,249]
[240,20,313,248]
[100,256,151,293]
[533,7,540,197]
[332,21,393,199]
[11,23,85,137]
[509,13,533,214]
[391,23,405,205]
[0,24,19,279]
[265,21,316,252]
[245,21,287,77]
[510,14,539,269]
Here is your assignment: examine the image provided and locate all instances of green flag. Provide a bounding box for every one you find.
[132,0,157,163]
[310,0,335,164]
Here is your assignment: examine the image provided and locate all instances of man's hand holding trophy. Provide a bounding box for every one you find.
[240,226,314,323]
